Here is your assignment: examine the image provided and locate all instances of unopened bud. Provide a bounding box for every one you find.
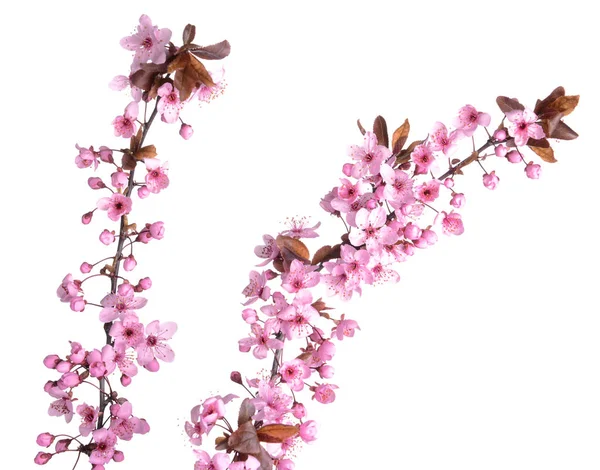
[230,371,242,384]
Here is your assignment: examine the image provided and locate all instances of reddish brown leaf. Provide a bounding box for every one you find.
[134,145,157,161]
[529,144,557,163]
[167,52,190,73]
[392,119,410,154]
[496,96,524,115]
[548,95,579,117]
[373,115,389,148]
[229,421,261,455]
[276,235,310,263]
[534,86,565,115]
[257,424,299,443]
[130,62,167,91]
[312,244,341,265]
[182,24,196,45]
[237,398,256,426]
[549,120,578,140]
[173,54,216,101]
[121,151,136,171]
[312,298,333,313]
[356,119,366,135]
[189,40,231,60]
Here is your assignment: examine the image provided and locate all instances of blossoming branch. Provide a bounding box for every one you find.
[35,15,229,468]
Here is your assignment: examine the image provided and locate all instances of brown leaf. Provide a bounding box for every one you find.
[312,298,333,313]
[311,244,341,265]
[229,421,261,455]
[496,96,525,115]
[276,236,310,264]
[526,137,550,148]
[373,115,389,148]
[121,151,137,171]
[356,119,366,136]
[394,138,424,166]
[534,86,565,115]
[167,52,190,73]
[189,40,231,60]
[130,63,167,91]
[529,144,557,163]
[392,119,410,154]
[256,424,299,443]
[549,120,578,140]
[183,24,196,45]
[237,398,256,426]
[548,95,579,117]
[173,54,216,101]
[134,145,157,161]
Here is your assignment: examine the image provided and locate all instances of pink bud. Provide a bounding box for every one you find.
[82,211,93,225]
[99,229,115,245]
[34,451,52,465]
[117,282,134,297]
[276,459,295,470]
[112,450,125,462]
[111,170,129,188]
[36,433,55,447]
[366,199,378,210]
[421,229,438,245]
[483,171,499,190]
[121,375,132,387]
[137,185,150,199]
[137,231,152,244]
[230,371,243,384]
[264,269,278,280]
[179,123,194,140]
[317,364,335,379]
[88,177,105,189]
[149,221,165,239]
[99,146,114,163]
[242,308,258,323]
[138,277,152,290]
[291,402,307,419]
[403,222,421,240]
[342,163,353,177]
[525,161,541,179]
[506,150,521,163]
[493,128,507,141]
[80,262,93,274]
[144,358,160,372]
[60,372,81,387]
[443,178,454,189]
[450,193,466,208]
[56,360,72,373]
[494,144,508,157]
[43,355,60,369]
[70,296,86,312]
[299,420,318,443]
[55,438,71,453]
[123,255,137,272]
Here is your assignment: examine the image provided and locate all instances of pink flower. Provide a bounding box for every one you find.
[109,401,150,441]
[229,456,261,470]
[144,158,169,193]
[483,170,500,190]
[280,217,321,239]
[112,101,139,138]
[453,105,491,137]
[48,392,74,423]
[194,450,231,470]
[97,193,132,221]
[242,270,271,305]
[120,15,172,72]
[194,67,227,103]
[281,259,320,293]
[332,314,361,341]
[278,290,319,340]
[157,82,183,123]
[311,383,338,404]
[109,315,145,349]
[437,211,464,235]
[100,284,147,322]
[349,206,397,255]
[254,234,280,267]
[429,122,462,156]
[135,320,177,370]
[506,108,545,146]
[75,144,98,170]
[76,403,98,437]
[279,358,311,391]
[57,274,82,303]
[348,131,390,178]
[411,143,436,174]
[238,323,284,359]
[415,179,440,203]
[525,161,542,179]
[89,428,117,465]
[380,164,415,205]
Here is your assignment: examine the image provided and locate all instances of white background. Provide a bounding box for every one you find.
[2,1,599,469]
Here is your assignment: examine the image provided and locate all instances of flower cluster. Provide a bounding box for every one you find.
[36,15,229,468]
[183,88,578,469]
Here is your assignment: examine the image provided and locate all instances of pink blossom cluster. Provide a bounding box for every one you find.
[182,94,577,468]
[36,14,228,468]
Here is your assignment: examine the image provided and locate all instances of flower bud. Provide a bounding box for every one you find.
[36,433,55,447]
[291,402,307,419]
[317,364,335,379]
[230,371,243,384]
[121,374,132,387]
[138,277,152,290]
[342,163,353,177]
[493,128,507,141]
[495,144,508,157]
[179,123,194,140]
[483,171,499,190]
[99,146,114,163]
[99,229,115,245]
[70,296,86,312]
[82,211,93,225]
[80,262,93,274]
[34,451,52,465]
[123,255,137,272]
[506,150,521,163]
[88,177,105,189]
[525,161,541,179]
[137,185,150,199]
[443,178,454,189]
[450,193,465,208]
[55,438,71,453]
[43,355,60,369]
[149,221,165,239]
[113,450,125,462]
